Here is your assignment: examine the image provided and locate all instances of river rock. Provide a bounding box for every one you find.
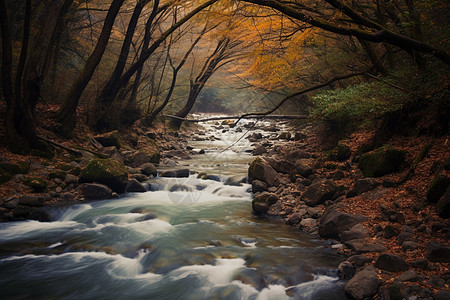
[344,268,382,300]
[299,218,317,230]
[81,183,113,200]
[374,253,409,272]
[348,255,372,267]
[93,130,121,148]
[435,290,450,300]
[79,158,128,193]
[252,180,268,193]
[402,240,419,251]
[340,224,369,242]
[252,145,267,156]
[160,169,190,178]
[129,146,160,167]
[18,195,49,207]
[266,158,295,175]
[318,208,367,239]
[425,242,450,262]
[345,239,386,253]
[126,179,147,193]
[356,178,380,194]
[225,175,247,186]
[398,270,419,282]
[294,159,314,177]
[131,174,148,182]
[247,132,262,142]
[248,157,280,186]
[301,179,337,206]
[252,192,279,214]
[140,163,157,177]
[286,210,307,225]
[358,146,406,177]
[103,146,123,163]
[267,202,283,215]
[65,174,78,184]
[338,261,355,279]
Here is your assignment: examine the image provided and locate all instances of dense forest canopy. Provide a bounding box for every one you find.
[1,0,449,152]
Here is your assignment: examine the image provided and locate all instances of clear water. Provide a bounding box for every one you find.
[0,117,349,300]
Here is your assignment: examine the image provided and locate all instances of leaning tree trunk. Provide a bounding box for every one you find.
[56,0,124,137]
[93,0,147,131]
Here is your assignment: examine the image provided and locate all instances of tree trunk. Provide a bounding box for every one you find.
[0,0,23,152]
[103,0,219,111]
[56,0,124,136]
[94,0,147,131]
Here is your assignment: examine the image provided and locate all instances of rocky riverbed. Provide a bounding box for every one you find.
[0,118,449,299]
[246,122,450,300]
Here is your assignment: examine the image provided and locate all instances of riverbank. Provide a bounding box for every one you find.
[247,121,450,299]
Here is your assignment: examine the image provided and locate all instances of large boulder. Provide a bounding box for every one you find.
[344,268,382,300]
[427,173,450,203]
[374,254,409,272]
[79,158,128,193]
[248,157,281,186]
[425,242,450,263]
[252,192,279,214]
[436,186,450,218]
[301,179,337,206]
[358,146,406,177]
[327,143,351,161]
[318,208,367,239]
[93,130,122,148]
[81,183,113,200]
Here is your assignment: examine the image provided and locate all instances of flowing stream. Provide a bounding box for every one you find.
[0,117,349,300]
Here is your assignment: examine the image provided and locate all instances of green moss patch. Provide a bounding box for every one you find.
[358,146,407,177]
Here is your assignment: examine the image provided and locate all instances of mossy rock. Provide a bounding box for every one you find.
[427,173,450,203]
[23,177,48,192]
[252,192,279,214]
[48,170,67,180]
[0,160,30,174]
[79,158,128,193]
[327,143,351,161]
[93,130,122,149]
[248,157,280,186]
[358,146,406,177]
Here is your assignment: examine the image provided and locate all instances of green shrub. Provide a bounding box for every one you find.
[311,81,405,134]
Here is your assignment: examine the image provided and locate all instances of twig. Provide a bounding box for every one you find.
[37,136,83,157]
